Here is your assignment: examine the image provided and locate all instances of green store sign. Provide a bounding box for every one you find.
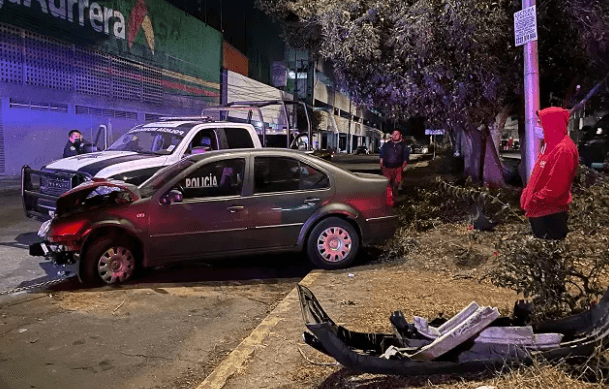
[0,0,223,84]
[0,0,155,53]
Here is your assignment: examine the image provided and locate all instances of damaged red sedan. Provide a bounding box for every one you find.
[30,148,397,285]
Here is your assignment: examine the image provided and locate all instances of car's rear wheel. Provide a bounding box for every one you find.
[81,237,137,285]
[306,217,359,269]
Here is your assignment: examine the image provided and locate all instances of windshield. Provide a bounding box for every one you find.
[139,158,195,196]
[107,128,185,155]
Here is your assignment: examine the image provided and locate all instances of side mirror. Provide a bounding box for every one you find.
[161,189,183,205]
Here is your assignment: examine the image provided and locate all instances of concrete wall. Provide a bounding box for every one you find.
[0,82,205,175]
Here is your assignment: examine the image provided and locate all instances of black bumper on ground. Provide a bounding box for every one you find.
[296,284,609,376]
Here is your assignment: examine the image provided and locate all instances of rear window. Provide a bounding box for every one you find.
[224,127,255,149]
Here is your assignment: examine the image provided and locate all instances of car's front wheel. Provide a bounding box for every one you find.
[306,217,360,269]
[81,236,137,285]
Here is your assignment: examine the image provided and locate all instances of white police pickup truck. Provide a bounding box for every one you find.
[22,116,262,221]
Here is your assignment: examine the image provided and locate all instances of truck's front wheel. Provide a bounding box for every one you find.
[81,237,137,285]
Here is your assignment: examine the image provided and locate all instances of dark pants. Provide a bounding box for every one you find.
[529,212,569,240]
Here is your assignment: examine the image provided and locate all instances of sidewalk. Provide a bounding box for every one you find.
[0,176,21,193]
[196,265,517,389]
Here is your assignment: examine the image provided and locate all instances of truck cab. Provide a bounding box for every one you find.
[22,117,261,221]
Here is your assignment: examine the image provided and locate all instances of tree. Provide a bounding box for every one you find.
[258,0,609,185]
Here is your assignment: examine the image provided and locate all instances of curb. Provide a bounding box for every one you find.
[194,270,323,389]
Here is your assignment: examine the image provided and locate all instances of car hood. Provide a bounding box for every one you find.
[55,179,140,217]
[45,151,166,177]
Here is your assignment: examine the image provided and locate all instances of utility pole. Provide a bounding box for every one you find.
[293,51,298,146]
[347,99,352,154]
[515,1,541,183]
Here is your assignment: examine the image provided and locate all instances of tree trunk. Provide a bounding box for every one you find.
[518,94,528,185]
[483,105,512,187]
[482,127,506,188]
[463,128,483,184]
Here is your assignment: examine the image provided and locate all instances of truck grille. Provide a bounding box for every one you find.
[40,176,72,197]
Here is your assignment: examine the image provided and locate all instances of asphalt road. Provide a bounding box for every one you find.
[0,278,298,389]
[0,192,58,294]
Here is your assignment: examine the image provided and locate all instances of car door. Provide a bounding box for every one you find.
[147,156,249,263]
[247,156,334,249]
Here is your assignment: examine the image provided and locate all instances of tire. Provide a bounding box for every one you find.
[306,217,360,269]
[81,236,137,285]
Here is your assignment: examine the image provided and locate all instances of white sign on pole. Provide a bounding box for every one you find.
[425,129,445,136]
[514,5,538,47]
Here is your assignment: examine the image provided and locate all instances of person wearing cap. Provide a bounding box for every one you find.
[520,107,579,240]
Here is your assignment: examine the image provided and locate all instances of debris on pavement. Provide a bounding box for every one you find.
[297,284,609,376]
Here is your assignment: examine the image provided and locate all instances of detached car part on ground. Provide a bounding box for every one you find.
[30,149,397,285]
[298,284,609,376]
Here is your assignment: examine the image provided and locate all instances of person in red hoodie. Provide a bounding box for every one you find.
[520,107,579,240]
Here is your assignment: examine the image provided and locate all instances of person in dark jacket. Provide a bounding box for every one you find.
[380,130,410,206]
[520,107,579,240]
[63,130,93,158]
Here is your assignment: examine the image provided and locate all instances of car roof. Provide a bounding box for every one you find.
[186,148,310,161]
[184,148,342,171]
[138,119,256,128]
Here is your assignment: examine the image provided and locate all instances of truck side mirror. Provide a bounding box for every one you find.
[94,124,108,151]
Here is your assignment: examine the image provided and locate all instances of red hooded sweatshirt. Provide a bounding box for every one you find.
[520,107,579,218]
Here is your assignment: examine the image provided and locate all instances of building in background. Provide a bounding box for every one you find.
[0,0,224,176]
[212,0,384,153]
[276,47,384,153]
[0,0,386,176]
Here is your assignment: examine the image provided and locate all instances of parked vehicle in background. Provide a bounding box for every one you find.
[355,145,370,155]
[579,115,609,170]
[403,136,428,154]
[412,143,429,154]
[312,148,336,161]
[31,148,397,285]
[22,117,262,221]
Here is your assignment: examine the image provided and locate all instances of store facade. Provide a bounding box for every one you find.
[0,0,222,175]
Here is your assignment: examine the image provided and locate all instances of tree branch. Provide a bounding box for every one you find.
[570,77,608,116]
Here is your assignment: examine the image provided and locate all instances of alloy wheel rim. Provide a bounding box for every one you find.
[316,227,352,263]
[97,246,135,284]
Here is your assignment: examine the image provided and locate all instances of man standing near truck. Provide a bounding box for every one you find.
[63,130,95,158]
[380,130,410,206]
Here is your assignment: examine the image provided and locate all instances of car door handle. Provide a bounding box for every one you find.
[227,205,244,213]
[304,198,320,205]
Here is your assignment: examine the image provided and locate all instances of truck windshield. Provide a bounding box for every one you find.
[107,129,184,155]
[139,159,195,196]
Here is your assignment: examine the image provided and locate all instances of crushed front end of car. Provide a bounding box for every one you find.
[29,179,140,270]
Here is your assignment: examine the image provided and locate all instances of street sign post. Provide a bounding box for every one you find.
[515,2,541,183]
[425,129,445,159]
